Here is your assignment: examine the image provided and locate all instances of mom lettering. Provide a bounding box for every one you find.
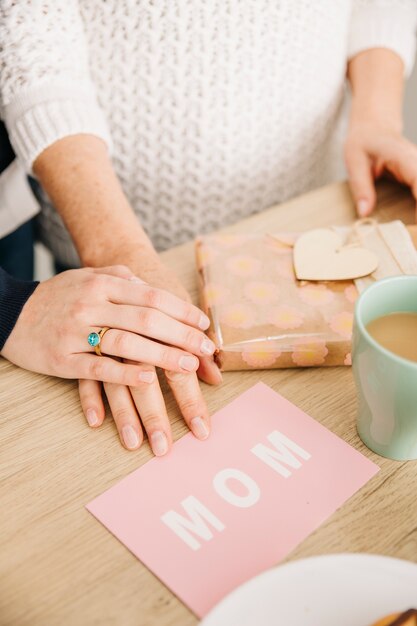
[161,430,311,550]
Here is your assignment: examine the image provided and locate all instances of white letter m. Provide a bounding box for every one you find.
[251,430,311,478]
[161,496,225,551]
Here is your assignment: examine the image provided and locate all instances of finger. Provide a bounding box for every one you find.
[69,353,157,386]
[78,378,106,428]
[197,355,223,386]
[165,370,210,440]
[127,363,172,457]
[103,381,144,450]
[88,328,201,373]
[99,303,215,357]
[345,144,376,217]
[381,138,417,201]
[107,279,210,330]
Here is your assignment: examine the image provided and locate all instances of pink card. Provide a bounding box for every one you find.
[87,383,378,617]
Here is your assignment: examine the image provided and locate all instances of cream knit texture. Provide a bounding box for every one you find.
[1,1,416,261]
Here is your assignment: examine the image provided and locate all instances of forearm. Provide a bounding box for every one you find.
[347,48,405,130]
[33,135,159,270]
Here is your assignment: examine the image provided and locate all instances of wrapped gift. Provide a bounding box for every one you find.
[195,221,417,370]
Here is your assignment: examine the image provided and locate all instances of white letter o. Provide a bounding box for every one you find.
[213,468,260,508]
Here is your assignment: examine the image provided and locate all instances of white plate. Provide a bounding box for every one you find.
[200,554,417,626]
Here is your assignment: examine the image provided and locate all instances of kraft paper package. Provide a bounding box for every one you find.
[195,221,417,371]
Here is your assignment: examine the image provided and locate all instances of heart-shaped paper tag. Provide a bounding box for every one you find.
[293,228,378,281]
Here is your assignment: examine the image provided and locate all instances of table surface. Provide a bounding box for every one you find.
[1,180,417,626]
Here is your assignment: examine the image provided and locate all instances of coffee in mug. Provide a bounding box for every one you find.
[366,312,417,363]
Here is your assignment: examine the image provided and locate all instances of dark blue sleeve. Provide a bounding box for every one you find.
[0,267,39,351]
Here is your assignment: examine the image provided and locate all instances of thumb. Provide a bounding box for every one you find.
[345,144,376,217]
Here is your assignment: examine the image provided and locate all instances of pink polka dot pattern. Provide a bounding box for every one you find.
[268,306,304,330]
[242,344,281,368]
[220,303,257,329]
[299,284,334,306]
[292,339,329,367]
[244,281,280,305]
[203,283,230,307]
[329,312,354,339]
[345,284,359,303]
[226,255,262,277]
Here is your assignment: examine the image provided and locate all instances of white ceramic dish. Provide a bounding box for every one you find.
[200,554,417,626]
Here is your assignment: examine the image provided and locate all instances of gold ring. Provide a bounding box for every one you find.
[94,327,111,356]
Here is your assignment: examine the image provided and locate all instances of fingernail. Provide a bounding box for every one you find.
[179,355,199,371]
[122,425,140,449]
[86,408,99,427]
[191,416,209,440]
[199,314,210,330]
[200,338,215,355]
[150,431,168,456]
[357,199,370,217]
[139,370,155,383]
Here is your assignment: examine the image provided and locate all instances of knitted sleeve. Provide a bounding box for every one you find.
[0,1,111,173]
[0,268,38,352]
[348,0,417,76]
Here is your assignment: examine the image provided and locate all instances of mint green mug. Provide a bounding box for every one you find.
[352,275,417,461]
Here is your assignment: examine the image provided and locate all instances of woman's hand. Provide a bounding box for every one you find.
[79,259,223,456]
[346,49,417,218]
[345,119,417,217]
[2,265,219,452]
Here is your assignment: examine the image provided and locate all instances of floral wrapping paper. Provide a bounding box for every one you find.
[196,225,417,371]
[196,232,363,371]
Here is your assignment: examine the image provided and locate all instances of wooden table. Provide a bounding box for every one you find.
[1,180,417,626]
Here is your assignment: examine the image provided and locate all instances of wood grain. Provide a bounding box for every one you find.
[1,180,416,626]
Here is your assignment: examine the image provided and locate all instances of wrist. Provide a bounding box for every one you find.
[349,100,403,135]
[348,49,404,135]
[81,231,160,270]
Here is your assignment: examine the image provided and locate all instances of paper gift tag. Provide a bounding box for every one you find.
[293,228,378,281]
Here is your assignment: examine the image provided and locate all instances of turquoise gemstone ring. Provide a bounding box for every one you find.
[87,332,100,347]
[87,327,111,356]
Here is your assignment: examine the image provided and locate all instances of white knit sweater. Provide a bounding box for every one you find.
[0,1,416,264]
